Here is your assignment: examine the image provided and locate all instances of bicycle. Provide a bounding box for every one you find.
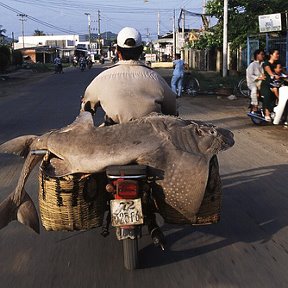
[182,72,200,96]
[235,77,250,97]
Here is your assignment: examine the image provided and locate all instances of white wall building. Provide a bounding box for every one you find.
[15,34,80,50]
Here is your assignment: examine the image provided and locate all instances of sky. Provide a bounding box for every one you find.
[0,0,208,40]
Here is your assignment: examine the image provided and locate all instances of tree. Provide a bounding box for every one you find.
[0,25,6,36]
[0,45,11,72]
[194,0,288,50]
[0,25,6,45]
[33,29,46,36]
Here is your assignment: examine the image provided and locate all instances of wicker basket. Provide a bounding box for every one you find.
[38,164,106,231]
[154,155,222,225]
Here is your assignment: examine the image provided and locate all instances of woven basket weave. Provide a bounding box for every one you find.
[38,165,106,231]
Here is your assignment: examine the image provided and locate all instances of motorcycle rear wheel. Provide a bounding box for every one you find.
[123,238,139,270]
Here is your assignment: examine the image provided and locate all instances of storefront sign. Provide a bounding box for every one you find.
[258,13,282,33]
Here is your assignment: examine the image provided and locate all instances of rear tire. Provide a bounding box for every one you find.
[250,117,266,125]
[123,238,139,270]
[238,78,250,97]
[185,77,200,96]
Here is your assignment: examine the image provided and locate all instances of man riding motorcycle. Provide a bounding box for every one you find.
[80,27,178,245]
[81,27,177,124]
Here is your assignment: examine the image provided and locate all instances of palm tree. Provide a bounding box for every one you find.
[0,25,6,44]
[0,25,6,35]
[33,29,46,36]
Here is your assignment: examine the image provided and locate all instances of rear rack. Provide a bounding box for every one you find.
[106,165,147,179]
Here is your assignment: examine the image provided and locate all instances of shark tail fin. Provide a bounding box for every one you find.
[0,135,38,158]
[17,191,40,234]
[0,190,40,234]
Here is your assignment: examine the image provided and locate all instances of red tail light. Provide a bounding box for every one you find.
[116,180,138,199]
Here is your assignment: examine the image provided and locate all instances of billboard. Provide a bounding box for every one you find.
[258,13,282,33]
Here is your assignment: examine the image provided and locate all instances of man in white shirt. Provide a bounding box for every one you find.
[81,27,177,124]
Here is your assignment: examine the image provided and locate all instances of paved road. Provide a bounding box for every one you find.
[0,65,288,288]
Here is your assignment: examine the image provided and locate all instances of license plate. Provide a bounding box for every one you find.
[110,198,144,227]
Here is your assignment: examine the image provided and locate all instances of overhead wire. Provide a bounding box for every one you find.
[1,0,204,36]
[0,1,78,34]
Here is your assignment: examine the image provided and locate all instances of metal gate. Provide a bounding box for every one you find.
[247,33,287,70]
[266,34,287,69]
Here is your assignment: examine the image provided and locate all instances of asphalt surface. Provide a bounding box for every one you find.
[0,64,288,288]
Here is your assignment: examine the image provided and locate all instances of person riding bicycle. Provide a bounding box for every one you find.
[81,27,177,124]
[246,49,265,112]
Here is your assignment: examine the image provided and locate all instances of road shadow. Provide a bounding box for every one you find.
[139,163,288,268]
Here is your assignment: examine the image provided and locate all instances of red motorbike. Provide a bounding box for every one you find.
[104,165,164,270]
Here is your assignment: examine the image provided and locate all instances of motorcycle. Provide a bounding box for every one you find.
[247,79,288,125]
[38,156,164,271]
[80,61,86,72]
[54,64,63,74]
[104,164,163,270]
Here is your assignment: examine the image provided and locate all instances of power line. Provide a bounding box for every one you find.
[0,1,78,34]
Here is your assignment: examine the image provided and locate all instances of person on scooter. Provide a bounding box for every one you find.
[54,55,63,74]
[246,49,265,112]
[79,54,86,70]
[260,49,281,122]
[270,63,288,126]
[270,62,287,99]
[81,26,177,124]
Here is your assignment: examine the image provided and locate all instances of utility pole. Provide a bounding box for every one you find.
[18,13,27,48]
[97,10,101,55]
[84,13,91,52]
[11,32,15,51]
[181,8,185,60]
[182,9,185,44]
[157,12,160,38]
[222,0,228,77]
[173,9,176,59]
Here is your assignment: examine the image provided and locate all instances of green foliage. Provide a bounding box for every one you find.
[0,45,11,72]
[0,25,6,36]
[12,50,23,66]
[33,30,46,36]
[196,0,288,50]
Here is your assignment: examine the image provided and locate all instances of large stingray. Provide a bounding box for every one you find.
[0,112,234,233]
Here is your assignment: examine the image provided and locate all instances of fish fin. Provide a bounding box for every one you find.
[16,191,40,234]
[0,135,37,158]
[46,158,73,176]
[0,190,40,233]
[59,112,94,132]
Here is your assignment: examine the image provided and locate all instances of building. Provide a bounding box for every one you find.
[15,34,80,63]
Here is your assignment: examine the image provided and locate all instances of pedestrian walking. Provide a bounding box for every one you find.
[171,53,185,98]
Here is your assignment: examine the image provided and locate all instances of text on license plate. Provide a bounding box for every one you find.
[110,198,144,227]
